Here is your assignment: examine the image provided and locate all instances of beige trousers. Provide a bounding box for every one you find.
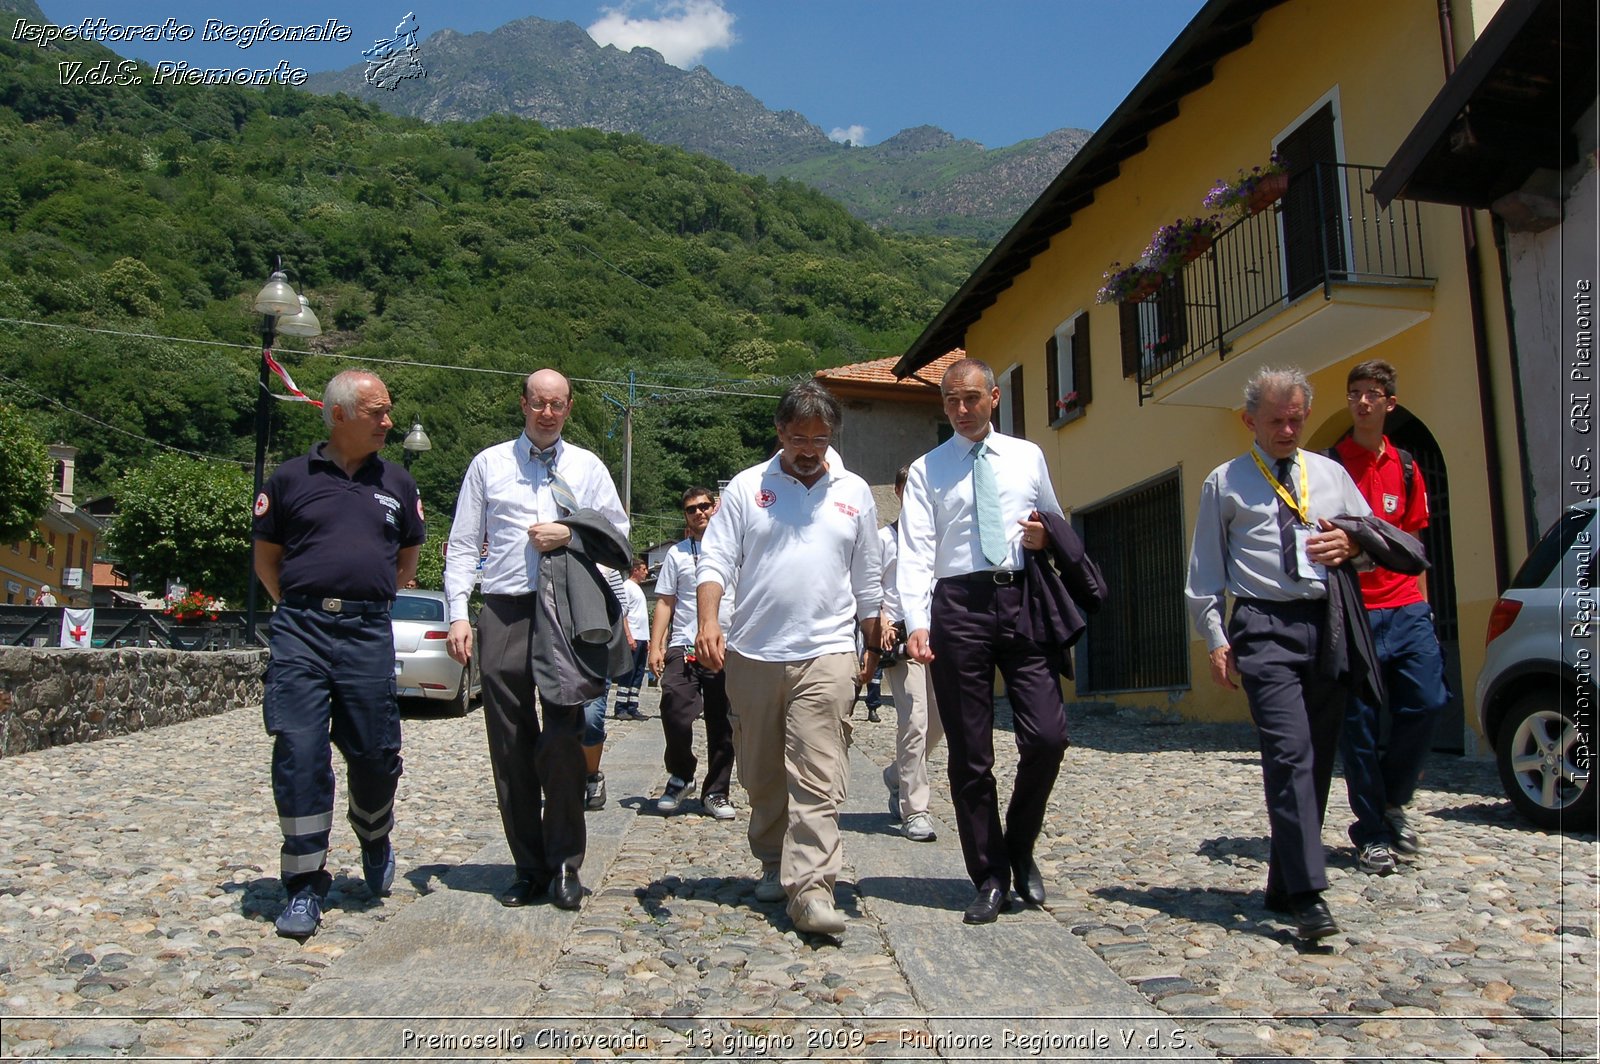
[724,649,856,918]
[883,658,945,819]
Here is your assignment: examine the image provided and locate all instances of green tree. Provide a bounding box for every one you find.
[107,455,253,604]
[0,403,52,544]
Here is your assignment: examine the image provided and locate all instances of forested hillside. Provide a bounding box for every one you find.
[0,34,984,558]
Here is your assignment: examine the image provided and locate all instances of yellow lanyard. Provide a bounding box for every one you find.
[1251,449,1311,525]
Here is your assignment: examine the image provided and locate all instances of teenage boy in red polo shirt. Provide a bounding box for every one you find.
[1334,359,1449,875]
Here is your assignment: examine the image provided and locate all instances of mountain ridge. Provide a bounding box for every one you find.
[303,15,1088,241]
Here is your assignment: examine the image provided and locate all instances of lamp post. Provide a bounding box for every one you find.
[246,262,321,644]
[401,419,431,469]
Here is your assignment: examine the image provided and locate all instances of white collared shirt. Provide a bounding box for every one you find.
[622,579,649,640]
[697,455,882,662]
[1184,444,1372,651]
[878,521,903,624]
[896,428,1064,633]
[443,435,628,624]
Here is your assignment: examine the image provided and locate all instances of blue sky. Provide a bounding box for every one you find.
[34,1,1207,148]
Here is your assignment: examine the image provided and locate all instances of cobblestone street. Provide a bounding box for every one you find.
[0,690,1594,1060]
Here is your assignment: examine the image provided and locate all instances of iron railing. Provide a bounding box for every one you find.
[0,607,268,649]
[1128,161,1432,399]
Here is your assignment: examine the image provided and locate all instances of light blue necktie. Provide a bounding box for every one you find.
[533,445,579,516]
[972,440,1006,567]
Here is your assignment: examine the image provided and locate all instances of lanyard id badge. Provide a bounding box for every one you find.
[1292,525,1328,581]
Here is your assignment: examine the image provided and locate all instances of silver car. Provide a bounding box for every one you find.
[393,589,479,715]
[1475,501,1596,830]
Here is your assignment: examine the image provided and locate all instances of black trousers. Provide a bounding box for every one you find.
[1229,598,1348,896]
[659,646,735,797]
[928,576,1069,891]
[479,594,586,879]
[263,604,403,896]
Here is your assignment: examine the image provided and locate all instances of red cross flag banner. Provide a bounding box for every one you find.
[60,608,94,649]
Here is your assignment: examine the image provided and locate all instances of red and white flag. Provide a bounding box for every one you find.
[60,608,94,649]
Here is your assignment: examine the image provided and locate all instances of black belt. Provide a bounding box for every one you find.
[282,595,391,614]
[943,569,1021,586]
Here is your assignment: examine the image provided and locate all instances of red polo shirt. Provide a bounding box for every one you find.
[1334,435,1429,609]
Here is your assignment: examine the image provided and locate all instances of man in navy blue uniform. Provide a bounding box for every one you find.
[253,369,425,939]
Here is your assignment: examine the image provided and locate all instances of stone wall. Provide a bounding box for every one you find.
[0,647,267,757]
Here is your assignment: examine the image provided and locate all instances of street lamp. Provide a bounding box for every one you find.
[246,262,321,644]
[401,419,431,469]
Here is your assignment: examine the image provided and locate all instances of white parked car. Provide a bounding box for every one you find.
[1475,501,1596,830]
[392,589,478,716]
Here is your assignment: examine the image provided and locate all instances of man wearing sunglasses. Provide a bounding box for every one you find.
[647,487,737,819]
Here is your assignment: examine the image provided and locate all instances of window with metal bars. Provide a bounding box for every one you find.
[1076,473,1190,692]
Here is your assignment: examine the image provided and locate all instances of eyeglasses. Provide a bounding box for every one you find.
[1346,389,1389,403]
[683,502,714,514]
[785,435,832,449]
[527,398,569,413]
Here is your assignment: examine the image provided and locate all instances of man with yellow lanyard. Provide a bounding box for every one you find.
[1185,366,1372,942]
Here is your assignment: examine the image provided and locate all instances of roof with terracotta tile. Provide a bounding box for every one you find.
[816,349,964,402]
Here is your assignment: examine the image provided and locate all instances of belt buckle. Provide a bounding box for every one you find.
[993,571,1016,586]
[322,597,343,612]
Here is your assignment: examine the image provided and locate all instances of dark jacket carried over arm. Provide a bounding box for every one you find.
[529,508,633,705]
[1020,511,1110,679]
[1320,514,1431,709]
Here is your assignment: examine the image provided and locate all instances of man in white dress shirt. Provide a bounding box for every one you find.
[898,357,1067,925]
[1184,365,1371,941]
[444,368,628,911]
[694,380,881,936]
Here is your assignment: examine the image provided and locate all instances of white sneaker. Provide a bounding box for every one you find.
[793,897,846,935]
[703,793,735,820]
[903,812,937,842]
[656,776,694,813]
[754,869,786,902]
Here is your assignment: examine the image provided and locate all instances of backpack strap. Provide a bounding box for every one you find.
[1326,439,1415,508]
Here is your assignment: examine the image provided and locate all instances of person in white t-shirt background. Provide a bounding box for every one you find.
[612,557,651,721]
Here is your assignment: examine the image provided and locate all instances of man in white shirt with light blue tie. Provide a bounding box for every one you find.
[444,368,628,912]
[898,357,1067,926]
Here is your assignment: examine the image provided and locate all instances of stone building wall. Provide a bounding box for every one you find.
[0,647,267,757]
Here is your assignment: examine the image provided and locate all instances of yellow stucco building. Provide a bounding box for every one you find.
[2,444,101,607]
[896,0,1529,749]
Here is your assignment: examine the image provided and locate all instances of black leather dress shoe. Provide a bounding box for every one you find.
[962,886,1009,925]
[498,877,548,907]
[550,867,583,910]
[1290,895,1339,940]
[1012,858,1046,906]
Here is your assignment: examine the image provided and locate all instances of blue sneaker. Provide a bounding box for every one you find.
[275,888,323,938]
[362,840,395,897]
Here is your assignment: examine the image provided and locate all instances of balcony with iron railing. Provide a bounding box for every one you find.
[1120,162,1436,406]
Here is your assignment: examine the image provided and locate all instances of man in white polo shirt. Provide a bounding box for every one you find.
[694,380,882,936]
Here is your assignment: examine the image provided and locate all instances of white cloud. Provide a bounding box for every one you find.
[587,0,737,69]
[829,125,868,146]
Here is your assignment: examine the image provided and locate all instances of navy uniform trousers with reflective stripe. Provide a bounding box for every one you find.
[263,605,403,897]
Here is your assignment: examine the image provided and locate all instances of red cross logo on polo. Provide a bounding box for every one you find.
[756,488,776,508]
[833,501,859,518]
[1383,493,1400,514]
[254,492,270,516]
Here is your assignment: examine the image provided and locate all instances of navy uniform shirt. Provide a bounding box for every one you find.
[253,443,426,601]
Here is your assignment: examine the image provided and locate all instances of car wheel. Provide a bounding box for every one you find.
[450,663,472,718]
[1494,691,1596,830]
